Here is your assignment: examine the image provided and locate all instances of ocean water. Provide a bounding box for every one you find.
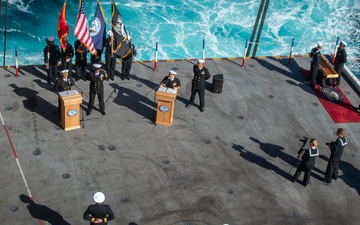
[0,0,359,77]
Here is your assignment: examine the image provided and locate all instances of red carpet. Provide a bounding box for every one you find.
[300,70,360,123]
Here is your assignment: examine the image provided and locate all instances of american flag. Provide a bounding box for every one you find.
[74,0,96,55]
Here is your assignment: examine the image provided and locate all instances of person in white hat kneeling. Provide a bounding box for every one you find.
[83,192,115,225]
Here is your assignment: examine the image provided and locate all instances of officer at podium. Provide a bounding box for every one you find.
[160,70,181,90]
[55,69,75,117]
[87,64,108,116]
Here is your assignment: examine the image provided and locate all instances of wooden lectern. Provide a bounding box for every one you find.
[155,87,178,126]
[59,90,83,131]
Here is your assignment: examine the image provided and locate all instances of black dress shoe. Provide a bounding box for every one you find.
[86,111,91,116]
[101,111,106,115]
[110,77,114,81]
[200,107,204,112]
[186,103,192,108]
[120,76,125,80]
[126,76,130,80]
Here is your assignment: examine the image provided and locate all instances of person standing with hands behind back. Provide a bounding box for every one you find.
[324,128,348,184]
[186,59,211,112]
[291,138,319,187]
[83,192,114,225]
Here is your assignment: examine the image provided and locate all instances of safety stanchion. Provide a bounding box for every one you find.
[288,38,294,65]
[15,48,19,77]
[331,36,339,63]
[241,40,248,68]
[202,39,205,59]
[154,42,158,71]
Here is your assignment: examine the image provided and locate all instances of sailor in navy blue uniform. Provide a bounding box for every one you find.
[308,42,323,87]
[186,59,211,112]
[121,34,136,80]
[54,69,75,93]
[43,36,61,84]
[105,31,117,81]
[74,39,88,81]
[83,192,115,225]
[292,139,319,186]
[333,41,347,87]
[54,70,75,117]
[160,70,181,90]
[87,64,108,116]
[60,35,74,79]
[324,128,348,184]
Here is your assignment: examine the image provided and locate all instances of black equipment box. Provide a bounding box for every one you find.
[212,74,224,93]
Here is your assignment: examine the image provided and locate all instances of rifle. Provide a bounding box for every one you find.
[288,137,309,174]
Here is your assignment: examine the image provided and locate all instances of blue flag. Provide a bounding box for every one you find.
[90,1,106,50]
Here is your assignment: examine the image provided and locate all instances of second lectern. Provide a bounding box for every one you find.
[59,90,83,131]
[155,87,178,126]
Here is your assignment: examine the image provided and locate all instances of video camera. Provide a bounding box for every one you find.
[326,141,335,148]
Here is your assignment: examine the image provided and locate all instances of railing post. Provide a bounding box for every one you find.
[154,42,158,71]
[241,39,248,68]
[202,39,205,59]
[331,36,339,63]
[288,38,294,65]
[15,47,19,77]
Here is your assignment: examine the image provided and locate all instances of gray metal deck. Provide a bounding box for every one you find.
[1,56,359,225]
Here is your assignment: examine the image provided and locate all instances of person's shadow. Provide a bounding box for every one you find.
[9,84,59,126]
[20,194,71,225]
[232,143,292,181]
[319,155,360,195]
[109,83,155,120]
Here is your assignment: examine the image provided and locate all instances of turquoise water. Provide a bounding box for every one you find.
[0,0,359,77]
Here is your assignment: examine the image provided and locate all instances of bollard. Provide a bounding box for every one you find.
[202,39,205,60]
[241,39,248,68]
[331,36,339,64]
[15,48,19,77]
[154,42,158,71]
[288,38,294,65]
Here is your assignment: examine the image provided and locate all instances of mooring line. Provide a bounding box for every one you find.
[0,112,43,225]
